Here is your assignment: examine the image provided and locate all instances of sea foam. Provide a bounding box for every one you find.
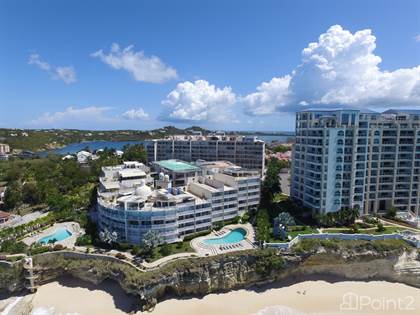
[31,306,79,315]
[250,305,307,315]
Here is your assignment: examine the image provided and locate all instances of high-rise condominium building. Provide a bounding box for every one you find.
[97,160,260,244]
[145,134,265,172]
[291,109,420,216]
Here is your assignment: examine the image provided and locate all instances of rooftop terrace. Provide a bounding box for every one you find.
[154,159,200,172]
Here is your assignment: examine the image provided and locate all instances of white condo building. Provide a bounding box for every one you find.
[145,134,265,172]
[97,160,261,244]
[292,109,420,217]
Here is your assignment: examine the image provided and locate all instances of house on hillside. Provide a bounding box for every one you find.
[0,211,10,224]
[0,186,6,205]
[77,151,92,163]
[77,150,99,164]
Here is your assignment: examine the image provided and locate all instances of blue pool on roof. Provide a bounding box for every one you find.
[38,228,72,244]
[203,228,247,245]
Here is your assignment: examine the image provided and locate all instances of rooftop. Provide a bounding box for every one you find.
[154,159,200,172]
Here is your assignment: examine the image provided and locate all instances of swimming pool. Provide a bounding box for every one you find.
[38,228,72,244]
[203,228,247,245]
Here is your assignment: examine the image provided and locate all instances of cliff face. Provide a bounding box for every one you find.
[1,247,419,311]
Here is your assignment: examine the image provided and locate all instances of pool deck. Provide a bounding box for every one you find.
[22,222,84,247]
[191,223,256,256]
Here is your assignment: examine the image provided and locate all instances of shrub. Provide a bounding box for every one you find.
[30,246,49,255]
[363,216,379,225]
[255,249,284,275]
[53,244,65,251]
[0,240,27,254]
[75,235,92,246]
[183,230,211,241]
[131,245,141,256]
[117,242,132,251]
[386,207,397,219]
[115,253,127,260]
[159,243,172,256]
[241,212,251,223]
[376,222,385,233]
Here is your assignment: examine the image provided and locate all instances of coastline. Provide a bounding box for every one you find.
[6,277,419,315]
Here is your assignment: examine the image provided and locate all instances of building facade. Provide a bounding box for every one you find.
[0,143,10,156]
[97,160,261,244]
[291,109,420,216]
[145,134,265,172]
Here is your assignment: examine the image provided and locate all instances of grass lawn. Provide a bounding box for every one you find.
[145,240,194,262]
[324,226,403,235]
[266,225,319,243]
[273,193,289,203]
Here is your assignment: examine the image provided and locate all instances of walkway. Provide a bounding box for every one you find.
[140,252,200,269]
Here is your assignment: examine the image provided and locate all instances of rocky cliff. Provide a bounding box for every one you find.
[1,240,419,311]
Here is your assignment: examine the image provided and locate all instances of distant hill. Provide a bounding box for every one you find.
[0,126,212,152]
[0,126,293,152]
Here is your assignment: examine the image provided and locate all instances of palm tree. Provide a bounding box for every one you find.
[99,228,118,245]
[142,230,163,254]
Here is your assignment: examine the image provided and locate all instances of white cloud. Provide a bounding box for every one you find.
[414,34,420,42]
[122,108,150,120]
[161,80,236,122]
[91,43,178,83]
[54,66,77,84]
[243,76,291,115]
[28,53,50,71]
[244,25,420,115]
[31,106,111,126]
[28,53,77,84]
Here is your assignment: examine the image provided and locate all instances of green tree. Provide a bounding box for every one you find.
[22,182,42,205]
[141,230,163,254]
[255,208,271,242]
[376,222,385,232]
[4,181,22,210]
[277,212,296,227]
[122,144,147,162]
[159,243,172,256]
[273,145,290,153]
[386,206,397,219]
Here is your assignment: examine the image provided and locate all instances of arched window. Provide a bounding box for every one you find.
[374,130,380,136]
[336,165,342,171]
[337,139,344,145]
[334,199,340,205]
[337,148,343,154]
[336,174,342,180]
[335,190,341,196]
[338,130,344,136]
[336,157,343,163]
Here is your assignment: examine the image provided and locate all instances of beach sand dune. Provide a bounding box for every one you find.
[28,279,419,315]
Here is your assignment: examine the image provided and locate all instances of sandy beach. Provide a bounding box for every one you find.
[17,278,419,315]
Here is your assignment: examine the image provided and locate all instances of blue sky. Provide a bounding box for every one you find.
[0,0,419,131]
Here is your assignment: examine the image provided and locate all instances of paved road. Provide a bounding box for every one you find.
[0,211,49,229]
[278,170,291,196]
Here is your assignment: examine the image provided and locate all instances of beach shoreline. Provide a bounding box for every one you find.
[2,276,419,315]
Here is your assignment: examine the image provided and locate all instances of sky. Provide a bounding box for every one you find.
[0,0,419,131]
